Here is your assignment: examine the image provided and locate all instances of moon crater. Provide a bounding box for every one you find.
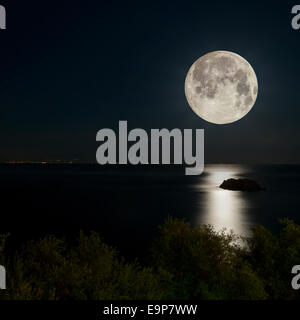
[185,51,258,124]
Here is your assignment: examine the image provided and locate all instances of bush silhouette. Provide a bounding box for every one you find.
[0,218,300,300]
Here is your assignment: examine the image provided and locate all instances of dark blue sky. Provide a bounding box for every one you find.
[0,0,299,163]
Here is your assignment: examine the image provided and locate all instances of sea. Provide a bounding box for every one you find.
[0,164,299,259]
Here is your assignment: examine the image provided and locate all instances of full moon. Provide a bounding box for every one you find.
[185,51,258,124]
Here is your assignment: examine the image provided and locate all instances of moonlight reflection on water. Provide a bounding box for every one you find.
[195,165,253,237]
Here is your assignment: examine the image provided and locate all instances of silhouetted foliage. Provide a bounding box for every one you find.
[150,218,266,299]
[0,218,300,300]
[0,232,163,300]
[246,219,300,299]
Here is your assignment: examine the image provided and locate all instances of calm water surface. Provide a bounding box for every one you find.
[0,164,299,257]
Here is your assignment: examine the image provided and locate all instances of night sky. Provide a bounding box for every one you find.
[0,0,299,163]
